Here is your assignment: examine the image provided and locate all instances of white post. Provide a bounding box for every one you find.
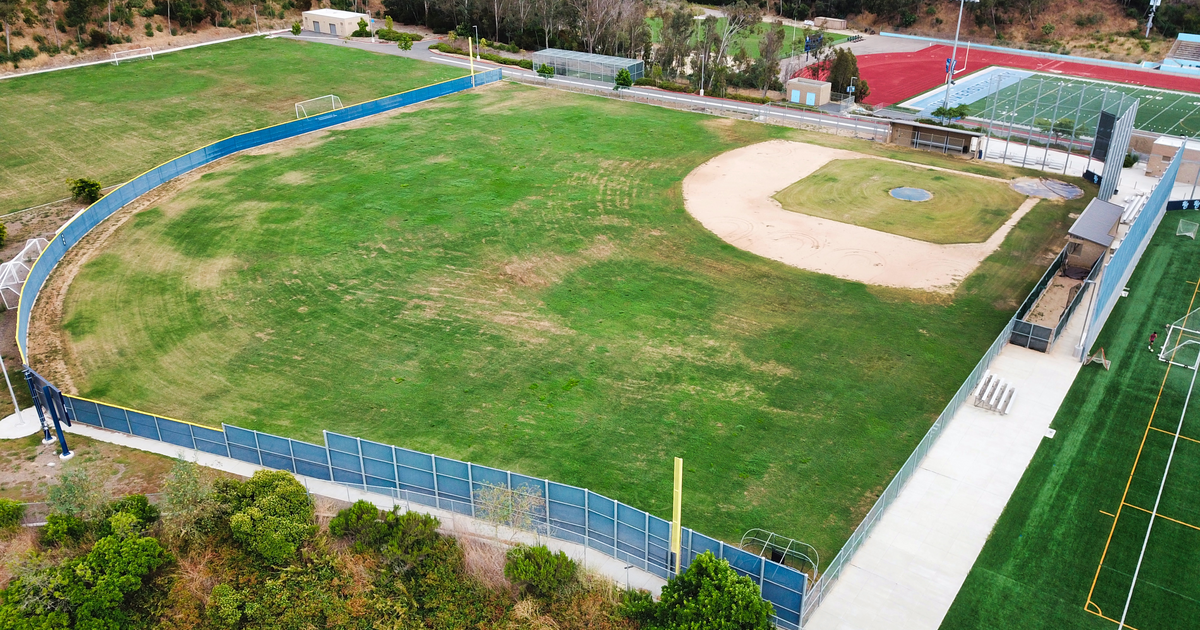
[0,354,21,423]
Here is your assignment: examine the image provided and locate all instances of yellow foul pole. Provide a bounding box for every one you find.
[468,38,475,87]
[671,456,683,574]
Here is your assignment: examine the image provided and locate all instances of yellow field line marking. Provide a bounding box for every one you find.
[1122,502,1200,533]
[1085,605,1141,630]
[1149,425,1200,445]
[1101,510,1115,517]
[1085,271,1200,614]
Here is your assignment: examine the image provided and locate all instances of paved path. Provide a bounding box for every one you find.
[805,300,1089,630]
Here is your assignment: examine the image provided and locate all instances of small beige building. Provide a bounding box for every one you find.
[813,17,848,29]
[1146,135,1200,183]
[785,77,831,107]
[302,8,372,37]
[1065,198,1123,275]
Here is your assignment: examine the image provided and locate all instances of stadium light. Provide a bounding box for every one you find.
[940,0,980,123]
[1147,0,1162,38]
[473,25,480,59]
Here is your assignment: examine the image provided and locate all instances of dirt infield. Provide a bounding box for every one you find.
[682,140,1037,292]
[856,44,1200,107]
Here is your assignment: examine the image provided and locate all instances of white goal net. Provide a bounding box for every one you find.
[1178,219,1198,239]
[111,47,154,65]
[1159,306,1200,368]
[295,95,344,119]
[0,239,49,309]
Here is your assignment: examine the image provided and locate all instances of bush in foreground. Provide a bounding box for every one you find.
[504,544,577,599]
[625,551,773,630]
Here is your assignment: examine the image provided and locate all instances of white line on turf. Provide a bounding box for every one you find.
[1117,360,1200,629]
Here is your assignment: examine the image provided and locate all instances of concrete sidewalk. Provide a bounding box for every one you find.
[806,299,1089,629]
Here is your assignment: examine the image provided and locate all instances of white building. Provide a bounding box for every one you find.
[302,8,372,37]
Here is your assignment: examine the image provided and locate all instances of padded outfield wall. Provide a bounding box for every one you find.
[12,69,809,628]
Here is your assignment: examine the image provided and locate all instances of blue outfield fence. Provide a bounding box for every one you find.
[12,67,808,627]
[59,390,808,628]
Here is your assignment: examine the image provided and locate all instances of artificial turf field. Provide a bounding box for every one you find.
[773,159,1026,244]
[941,210,1200,630]
[965,72,1200,137]
[0,37,464,212]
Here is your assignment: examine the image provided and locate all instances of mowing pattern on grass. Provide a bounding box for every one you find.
[940,211,1200,630]
[0,37,464,212]
[966,72,1200,137]
[37,83,1075,563]
[773,159,1026,244]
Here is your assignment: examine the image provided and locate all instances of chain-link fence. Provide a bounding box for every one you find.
[800,315,1015,624]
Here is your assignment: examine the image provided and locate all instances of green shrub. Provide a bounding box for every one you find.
[0,498,25,529]
[68,177,103,204]
[504,544,576,599]
[725,92,769,105]
[397,33,413,51]
[207,583,244,628]
[351,17,371,37]
[649,551,773,630]
[614,67,632,89]
[40,512,88,546]
[537,63,554,79]
[2,532,169,628]
[328,499,387,551]
[291,21,301,35]
[219,470,315,566]
[108,494,160,525]
[380,510,441,573]
[17,46,36,60]
[1125,152,1138,168]
[145,21,155,36]
[377,28,421,41]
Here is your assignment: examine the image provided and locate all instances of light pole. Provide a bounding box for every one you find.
[473,25,479,58]
[848,75,857,106]
[940,0,979,122]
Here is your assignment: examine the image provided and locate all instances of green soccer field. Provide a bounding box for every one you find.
[0,37,465,213]
[33,79,1086,561]
[941,210,1200,630]
[966,73,1200,137]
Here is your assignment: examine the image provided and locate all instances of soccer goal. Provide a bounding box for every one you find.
[111,47,154,65]
[295,95,344,119]
[1179,219,1198,239]
[1159,307,1200,368]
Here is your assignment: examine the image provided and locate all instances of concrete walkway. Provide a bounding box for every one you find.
[1,417,666,595]
[806,296,1089,629]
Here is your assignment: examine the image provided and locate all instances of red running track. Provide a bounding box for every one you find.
[855,44,1200,107]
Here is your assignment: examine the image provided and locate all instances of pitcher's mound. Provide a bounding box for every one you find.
[890,187,933,202]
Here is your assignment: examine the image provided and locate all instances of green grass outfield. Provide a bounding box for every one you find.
[965,73,1200,137]
[941,210,1200,630]
[773,159,1026,244]
[0,37,464,212]
[39,80,1089,560]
